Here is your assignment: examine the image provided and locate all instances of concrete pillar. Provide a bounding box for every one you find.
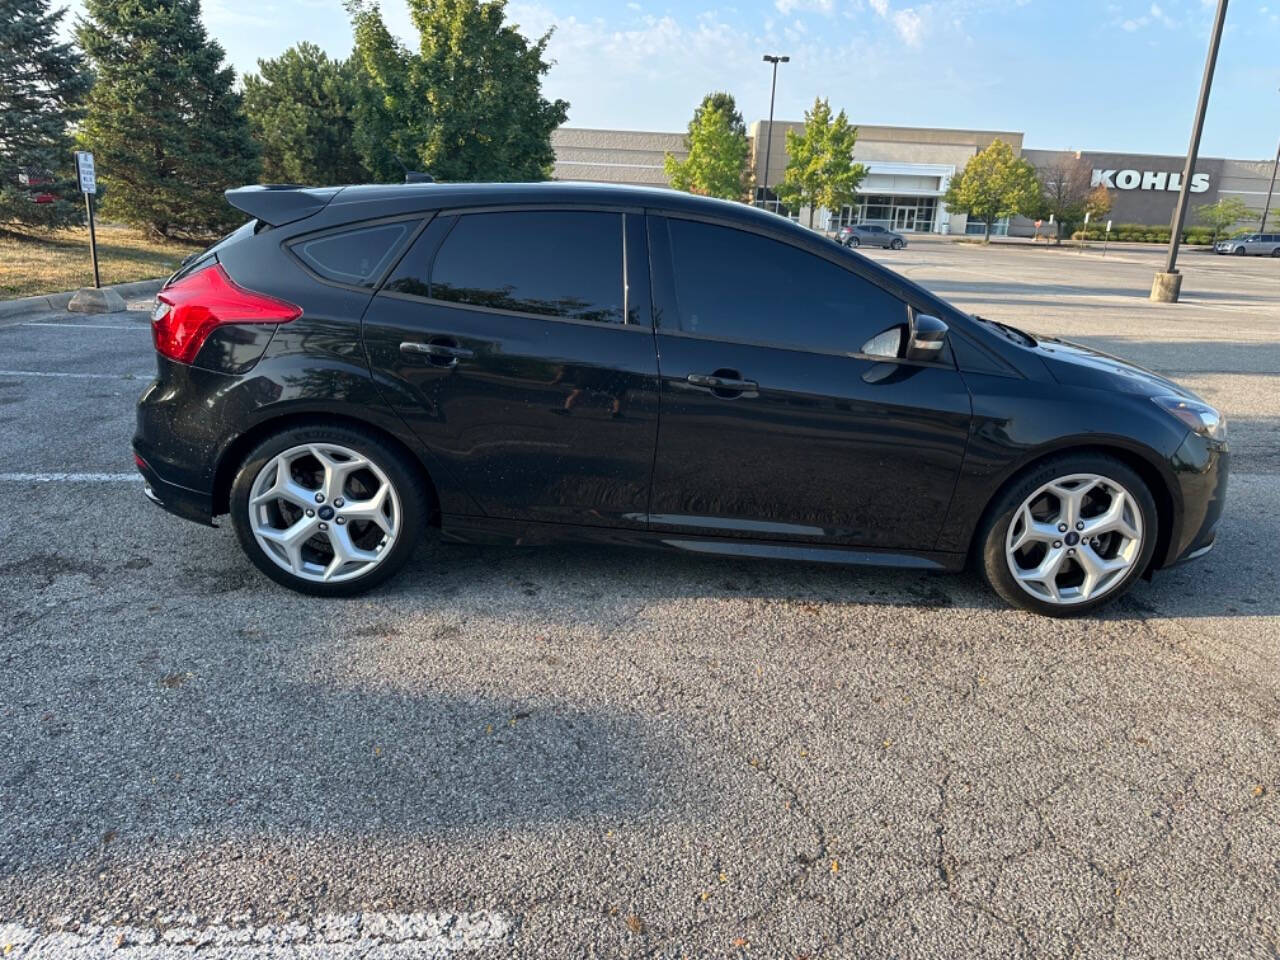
[1150,271,1183,303]
[68,287,127,313]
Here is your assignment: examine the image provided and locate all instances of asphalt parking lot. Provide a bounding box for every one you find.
[1,240,1277,958]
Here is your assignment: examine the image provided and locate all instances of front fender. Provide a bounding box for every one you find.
[936,374,1189,555]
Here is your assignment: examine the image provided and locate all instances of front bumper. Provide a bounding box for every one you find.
[1161,431,1229,568]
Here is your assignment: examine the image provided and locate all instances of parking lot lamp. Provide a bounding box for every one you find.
[1152,0,1228,302]
[760,55,789,210]
[1261,133,1279,233]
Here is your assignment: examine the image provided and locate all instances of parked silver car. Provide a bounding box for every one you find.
[1214,233,1280,256]
[836,223,908,250]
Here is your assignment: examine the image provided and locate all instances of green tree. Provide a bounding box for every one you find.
[0,0,91,229]
[1082,184,1111,239]
[1195,196,1254,245]
[664,95,750,201]
[347,0,568,183]
[776,98,867,229]
[243,43,368,186]
[943,139,1040,242]
[76,0,259,238]
[1034,155,1091,245]
[693,91,745,138]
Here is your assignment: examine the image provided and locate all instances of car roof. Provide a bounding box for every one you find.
[324,180,797,230]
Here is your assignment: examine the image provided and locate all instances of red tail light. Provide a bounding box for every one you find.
[152,264,301,364]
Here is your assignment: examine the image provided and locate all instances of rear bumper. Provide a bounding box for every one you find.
[133,450,216,526]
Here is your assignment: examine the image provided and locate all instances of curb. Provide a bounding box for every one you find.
[0,278,165,322]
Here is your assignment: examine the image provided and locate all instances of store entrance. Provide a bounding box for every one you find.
[836,195,939,234]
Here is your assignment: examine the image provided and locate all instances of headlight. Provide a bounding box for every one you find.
[1153,395,1226,441]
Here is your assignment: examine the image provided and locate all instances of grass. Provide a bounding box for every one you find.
[0,223,203,300]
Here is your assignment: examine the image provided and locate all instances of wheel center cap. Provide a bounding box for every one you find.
[1065,531,1080,546]
[318,505,335,521]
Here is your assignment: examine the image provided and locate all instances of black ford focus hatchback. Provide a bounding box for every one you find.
[133,181,1227,616]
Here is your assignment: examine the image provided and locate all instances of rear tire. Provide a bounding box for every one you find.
[847,236,860,248]
[977,453,1158,617]
[1271,247,1280,258]
[229,424,427,597]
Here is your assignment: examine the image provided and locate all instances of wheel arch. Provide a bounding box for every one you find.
[967,441,1178,575]
[212,412,442,524]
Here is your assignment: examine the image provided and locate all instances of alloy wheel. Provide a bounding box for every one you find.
[1004,473,1143,606]
[247,442,401,583]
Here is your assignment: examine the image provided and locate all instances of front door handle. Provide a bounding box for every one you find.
[400,340,474,366]
[687,371,758,398]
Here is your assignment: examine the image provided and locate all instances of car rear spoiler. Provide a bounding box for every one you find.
[224,184,342,227]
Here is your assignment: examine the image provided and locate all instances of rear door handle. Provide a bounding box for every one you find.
[686,372,758,397]
[400,340,474,365]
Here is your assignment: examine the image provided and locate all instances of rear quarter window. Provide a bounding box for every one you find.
[384,210,626,324]
[290,220,418,288]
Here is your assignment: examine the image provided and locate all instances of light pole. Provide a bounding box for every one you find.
[1152,0,1228,302]
[760,54,789,211]
[1263,136,1280,232]
[1261,90,1280,232]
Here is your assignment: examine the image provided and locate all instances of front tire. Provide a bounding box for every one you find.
[890,239,905,250]
[229,425,427,596]
[1234,246,1246,255]
[977,454,1157,617]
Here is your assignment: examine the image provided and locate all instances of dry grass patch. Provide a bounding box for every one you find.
[0,224,203,300]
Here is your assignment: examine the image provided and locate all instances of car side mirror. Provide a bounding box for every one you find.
[906,314,948,362]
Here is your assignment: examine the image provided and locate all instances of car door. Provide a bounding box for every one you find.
[361,208,660,528]
[646,214,972,551]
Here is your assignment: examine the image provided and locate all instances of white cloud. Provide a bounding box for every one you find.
[893,7,925,44]
[776,0,834,13]
[868,0,890,14]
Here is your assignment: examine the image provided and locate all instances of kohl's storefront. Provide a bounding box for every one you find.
[551,124,1274,237]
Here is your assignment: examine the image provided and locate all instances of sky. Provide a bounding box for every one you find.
[60,0,1280,160]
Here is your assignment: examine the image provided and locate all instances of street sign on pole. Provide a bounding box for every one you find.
[75,151,96,194]
[74,151,100,289]
[1103,220,1113,257]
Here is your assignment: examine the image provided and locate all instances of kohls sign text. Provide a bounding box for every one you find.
[1092,169,1210,193]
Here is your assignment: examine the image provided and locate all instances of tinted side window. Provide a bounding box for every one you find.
[292,221,416,287]
[662,218,908,354]
[429,211,624,323]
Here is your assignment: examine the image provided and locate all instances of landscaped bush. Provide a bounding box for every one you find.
[1068,223,1219,245]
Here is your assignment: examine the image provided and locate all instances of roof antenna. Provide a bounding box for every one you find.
[394,154,434,184]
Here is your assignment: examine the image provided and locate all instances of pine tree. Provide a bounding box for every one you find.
[0,0,91,229]
[348,0,569,183]
[76,0,259,238]
[243,43,369,186]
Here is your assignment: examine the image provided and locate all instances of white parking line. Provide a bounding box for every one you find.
[0,910,512,958]
[0,370,149,379]
[20,322,148,331]
[0,473,141,482]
